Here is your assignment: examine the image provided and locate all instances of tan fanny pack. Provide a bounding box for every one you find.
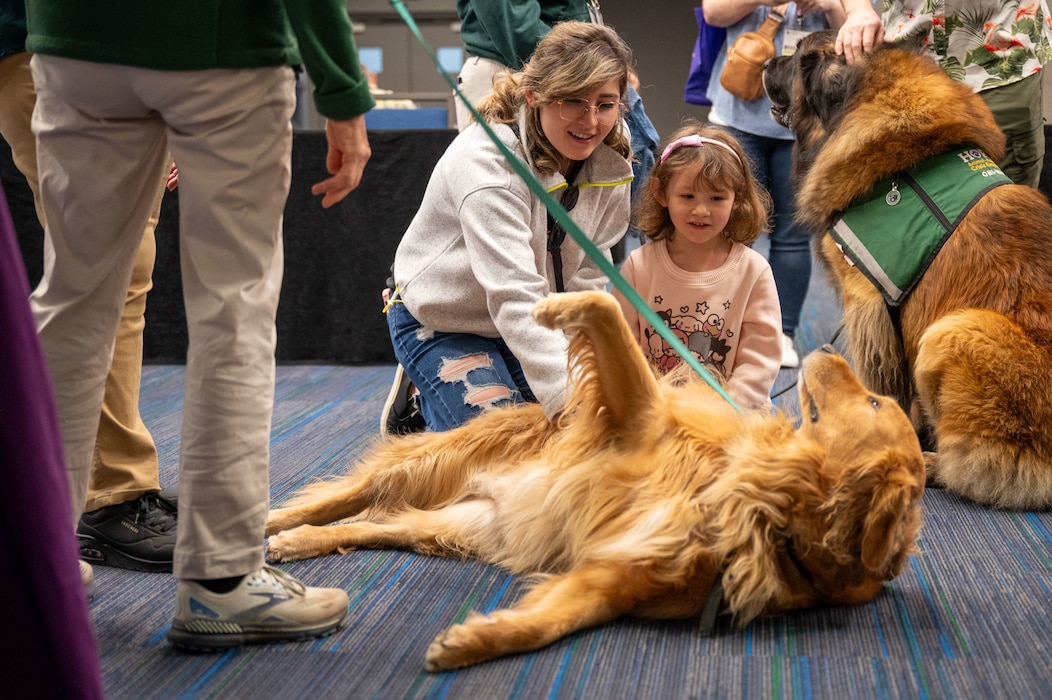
[719,4,789,101]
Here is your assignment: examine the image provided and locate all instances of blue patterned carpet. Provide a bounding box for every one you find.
[90,264,1052,699]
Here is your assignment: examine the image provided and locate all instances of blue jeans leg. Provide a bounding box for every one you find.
[387,300,536,431]
[726,127,812,337]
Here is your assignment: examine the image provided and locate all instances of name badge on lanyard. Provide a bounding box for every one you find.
[782,28,809,56]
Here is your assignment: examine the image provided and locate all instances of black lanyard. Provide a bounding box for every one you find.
[547,162,581,293]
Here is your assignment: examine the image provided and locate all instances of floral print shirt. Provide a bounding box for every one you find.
[882,0,1052,91]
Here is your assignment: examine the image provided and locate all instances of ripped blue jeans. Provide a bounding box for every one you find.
[387,299,536,431]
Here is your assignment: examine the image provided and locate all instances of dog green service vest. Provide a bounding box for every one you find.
[829,147,1011,305]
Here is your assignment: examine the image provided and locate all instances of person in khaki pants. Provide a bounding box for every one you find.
[27,0,375,649]
[0,23,176,577]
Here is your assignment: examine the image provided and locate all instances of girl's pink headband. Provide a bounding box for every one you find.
[659,135,742,166]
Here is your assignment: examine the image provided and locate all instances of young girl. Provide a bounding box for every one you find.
[613,123,782,410]
[704,1,845,369]
[385,21,635,432]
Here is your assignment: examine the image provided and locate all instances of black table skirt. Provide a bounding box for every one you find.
[4,129,457,364]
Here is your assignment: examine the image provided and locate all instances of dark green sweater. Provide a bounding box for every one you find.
[456,0,590,69]
[25,0,374,120]
[0,0,28,58]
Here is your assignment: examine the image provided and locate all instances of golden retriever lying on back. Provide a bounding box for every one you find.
[266,291,924,671]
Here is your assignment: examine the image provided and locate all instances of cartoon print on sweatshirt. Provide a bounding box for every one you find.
[643,297,733,376]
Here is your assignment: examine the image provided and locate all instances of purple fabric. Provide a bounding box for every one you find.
[683,6,726,106]
[0,183,104,698]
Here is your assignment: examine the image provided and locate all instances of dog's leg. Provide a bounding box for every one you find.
[915,309,1052,509]
[267,482,384,536]
[424,563,643,671]
[267,407,553,537]
[532,291,659,432]
[819,236,912,406]
[267,500,496,562]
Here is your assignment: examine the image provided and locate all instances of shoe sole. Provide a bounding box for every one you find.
[166,617,345,652]
[380,364,408,437]
[78,535,173,573]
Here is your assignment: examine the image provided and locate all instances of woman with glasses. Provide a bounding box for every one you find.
[383,21,634,432]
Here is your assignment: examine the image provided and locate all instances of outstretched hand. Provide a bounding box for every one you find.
[835,3,885,64]
[312,115,372,208]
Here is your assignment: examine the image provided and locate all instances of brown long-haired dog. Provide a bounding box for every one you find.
[266,291,924,671]
[764,31,1052,509]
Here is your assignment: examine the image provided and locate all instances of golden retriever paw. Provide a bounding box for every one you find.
[265,525,330,563]
[923,451,944,488]
[532,290,617,331]
[424,619,496,671]
[264,508,298,537]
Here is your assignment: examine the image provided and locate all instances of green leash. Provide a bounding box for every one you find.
[388,0,740,411]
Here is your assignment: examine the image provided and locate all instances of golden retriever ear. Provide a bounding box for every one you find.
[703,432,825,622]
[857,450,923,575]
[860,488,908,574]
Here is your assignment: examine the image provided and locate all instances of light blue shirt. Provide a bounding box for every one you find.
[706,6,831,140]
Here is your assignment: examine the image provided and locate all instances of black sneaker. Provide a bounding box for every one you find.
[380,364,426,437]
[77,491,177,572]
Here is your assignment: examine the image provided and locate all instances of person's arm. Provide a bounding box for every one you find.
[835,0,884,63]
[463,0,551,68]
[701,0,776,28]
[285,0,376,207]
[810,0,847,31]
[724,258,782,411]
[705,0,846,29]
[610,255,646,359]
[458,181,573,415]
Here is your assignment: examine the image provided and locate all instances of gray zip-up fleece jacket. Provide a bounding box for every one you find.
[393,112,633,415]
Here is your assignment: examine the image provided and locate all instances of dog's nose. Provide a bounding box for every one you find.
[820,344,839,355]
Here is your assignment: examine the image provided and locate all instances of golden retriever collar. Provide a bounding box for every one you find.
[831,147,1011,305]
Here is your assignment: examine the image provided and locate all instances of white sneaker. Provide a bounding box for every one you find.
[380,363,425,436]
[780,333,800,369]
[167,565,348,651]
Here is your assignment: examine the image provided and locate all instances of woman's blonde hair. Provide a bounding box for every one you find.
[637,122,771,244]
[477,21,633,174]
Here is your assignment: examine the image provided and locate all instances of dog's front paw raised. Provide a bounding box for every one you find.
[533,290,617,331]
[424,616,499,671]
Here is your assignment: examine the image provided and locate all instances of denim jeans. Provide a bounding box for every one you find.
[724,126,812,337]
[387,299,536,431]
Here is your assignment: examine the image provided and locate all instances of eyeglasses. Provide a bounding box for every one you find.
[556,98,623,126]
